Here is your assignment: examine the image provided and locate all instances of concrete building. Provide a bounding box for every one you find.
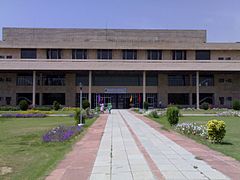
[0,27,239,109]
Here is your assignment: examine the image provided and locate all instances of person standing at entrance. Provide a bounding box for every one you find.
[107,103,112,114]
[100,103,104,113]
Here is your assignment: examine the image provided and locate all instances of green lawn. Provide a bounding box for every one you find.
[0,116,96,179]
[148,115,240,161]
[0,110,75,115]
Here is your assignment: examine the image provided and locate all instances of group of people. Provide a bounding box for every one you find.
[99,102,112,114]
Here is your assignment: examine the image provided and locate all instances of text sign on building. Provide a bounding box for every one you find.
[104,88,127,94]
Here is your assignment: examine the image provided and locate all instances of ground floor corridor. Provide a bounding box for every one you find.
[90,110,229,180]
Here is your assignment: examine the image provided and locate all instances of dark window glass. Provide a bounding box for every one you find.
[47,49,62,59]
[6,56,12,59]
[196,50,210,60]
[225,57,231,60]
[227,97,232,101]
[168,93,189,105]
[192,93,214,105]
[172,50,186,60]
[72,49,87,59]
[42,93,65,105]
[21,49,37,59]
[97,49,112,59]
[219,97,224,105]
[42,73,65,86]
[6,97,11,105]
[93,71,142,86]
[218,57,224,60]
[16,73,33,86]
[147,50,162,60]
[76,73,89,86]
[168,75,190,86]
[226,79,232,83]
[0,56,5,58]
[192,74,214,86]
[219,78,224,83]
[16,93,39,105]
[122,50,137,60]
[146,72,158,86]
[75,93,88,106]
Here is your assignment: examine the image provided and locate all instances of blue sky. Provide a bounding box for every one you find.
[0,0,240,42]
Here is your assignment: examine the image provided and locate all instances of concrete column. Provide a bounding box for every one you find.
[39,93,43,106]
[196,71,200,109]
[89,70,92,109]
[32,71,36,107]
[143,71,146,107]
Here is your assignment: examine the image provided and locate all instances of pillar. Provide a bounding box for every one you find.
[143,71,146,107]
[196,71,200,109]
[89,70,92,109]
[32,71,36,107]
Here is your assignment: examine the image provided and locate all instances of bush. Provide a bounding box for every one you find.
[143,101,149,110]
[201,102,209,110]
[233,100,240,110]
[19,100,29,111]
[33,106,52,111]
[149,110,159,118]
[0,106,20,111]
[166,106,179,126]
[207,119,226,143]
[82,100,90,110]
[74,108,87,125]
[52,101,60,111]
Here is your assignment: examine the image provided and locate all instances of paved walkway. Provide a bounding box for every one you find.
[90,110,229,180]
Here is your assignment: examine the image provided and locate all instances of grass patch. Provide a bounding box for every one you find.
[0,116,97,179]
[147,115,240,161]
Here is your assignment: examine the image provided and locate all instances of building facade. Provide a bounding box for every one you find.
[0,28,239,108]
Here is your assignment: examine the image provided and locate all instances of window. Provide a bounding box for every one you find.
[147,50,162,60]
[192,74,214,86]
[72,49,87,59]
[42,74,65,86]
[47,49,61,59]
[6,56,12,59]
[6,78,11,82]
[0,97,3,101]
[97,49,112,59]
[16,74,33,86]
[42,93,65,105]
[218,57,224,60]
[0,77,4,82]
[21,49,37,59]
[196,50,210,60]
[0,55,4,59]
[6,97,11,105]
[226,79,232,83]
[146,72,158,86]
[76,73,89,86]
[219,79,224,83]
[122,50,137,60]
[192,93,214,105]
[219,97,224,105]
[227,97,232,101]
[168,93,189,105]
[225,57,231,60]
[168,75,190,86]
[172,50,186,60]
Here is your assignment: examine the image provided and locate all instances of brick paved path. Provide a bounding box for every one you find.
[47,110,240,180]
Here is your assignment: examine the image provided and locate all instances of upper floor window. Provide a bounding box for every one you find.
[16,73,33,86]
[42,74,65,86]
[196,50,210,60]
[47,49,61,59]
[72,49,87,59]
[168,75,190,86]
[97,49,112,59]
[147,50,162,60]
[172,50,186,60]
[123,50,137,60]
[21,49,37,59]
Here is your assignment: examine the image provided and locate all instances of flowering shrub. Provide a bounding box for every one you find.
[207,119,226,143]
[1,113,46,118]
[217,110,240,117]
[175,123,208,138]
[42,125,82,142]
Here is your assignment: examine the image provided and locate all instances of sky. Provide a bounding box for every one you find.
[0,0,240,42]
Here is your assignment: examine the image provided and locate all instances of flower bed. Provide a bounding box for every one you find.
[1,113,46,118]
[175,122,208,138]
[42,125,83,142]
[217,110,240,117]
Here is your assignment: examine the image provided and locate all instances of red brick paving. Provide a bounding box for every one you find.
[132,111,240,180]
[46,114,108,180]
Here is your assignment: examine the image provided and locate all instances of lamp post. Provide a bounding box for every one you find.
[79,82,83,124]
